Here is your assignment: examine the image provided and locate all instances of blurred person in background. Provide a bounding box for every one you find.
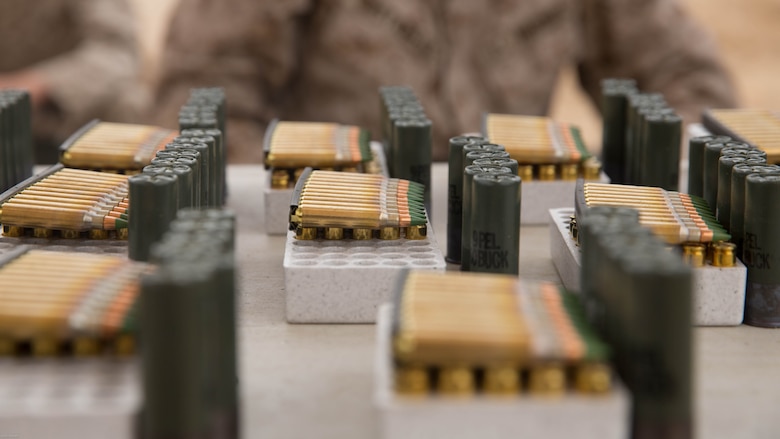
[154,0,736,163]
[0,0,147,163]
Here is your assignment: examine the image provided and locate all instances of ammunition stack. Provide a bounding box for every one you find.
[59,121,177,172]
[0,165,130,239]
[391,271,613,397]
[600,79,682,190]
[379,86,432,210]
[0,246,149,356]
[140,208,238,439]
[263,120,374,189]
[289,168,427,240]
[0,89,33,193]
[483,113,600,182]
[578,206,693,439]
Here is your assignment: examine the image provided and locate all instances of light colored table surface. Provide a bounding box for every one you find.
[233,164,780,439]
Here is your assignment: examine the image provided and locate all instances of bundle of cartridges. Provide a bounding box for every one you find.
[0,165,129,239]
[60,120,177,171]
[265,120,373,188]
[290,169,427,240]
[703,109,780,162]
[392,271,611,396]
[0,247,149,356]
[576,181,730,245]
[483,113,598,180]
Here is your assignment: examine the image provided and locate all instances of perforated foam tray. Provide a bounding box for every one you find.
[549,208,747,326]
[373,304,629,439]
[264,141,389,235]
[283,224,446,323]
[0,358,137,439]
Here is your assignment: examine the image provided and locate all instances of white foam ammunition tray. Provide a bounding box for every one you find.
[264,141,389,235]
[283,226,446,323]
[0,358,137,439]
[549,208,747,326]
[520,173,610,225]
[374,305,629,439]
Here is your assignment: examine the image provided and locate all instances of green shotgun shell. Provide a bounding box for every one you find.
[392,117,432,212]
[703,141,730,214]
[461,165,512,271]
[129,173,178,262]
[205,129,226,206]
[743,174,780,327]
[191,135,221,207]
[469,173,521,275]
[716,155,750,230]
[167,141,211,206]
[600,80,637,184]
[143,164,193,209]
[447,136,488,264]
[639,111,682,190]
[587,216,692,438]
[153,155,201,208]
[577,206,641,328]
[687,135,730,197]
[730,162,778,254]
[140,264,212,439]
[621,252,693,438]
[625,93,665,183]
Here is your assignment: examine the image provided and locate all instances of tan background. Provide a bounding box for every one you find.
[129,0,780,150]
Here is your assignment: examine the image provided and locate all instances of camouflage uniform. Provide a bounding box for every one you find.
[0,0,144,162]
[155,0,736,162]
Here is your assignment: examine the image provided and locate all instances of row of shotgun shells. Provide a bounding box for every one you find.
[578,206,692,438]
[0,89,33,193]
[600,79,682,190]
[702,108,780,163]
[0,165,130,239]
[59,120,177,171]
[289,168,428,240]
[391,271,612,396]
[141,208,238,439]
[687,135,776,254]
[179,87,228,206]
[0,246,150,356]
[379,86,432,209]
[688,135,780,327]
